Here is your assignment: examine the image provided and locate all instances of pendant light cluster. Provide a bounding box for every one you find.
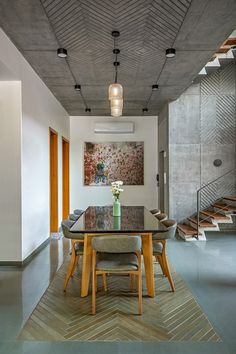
[108,31,123,117]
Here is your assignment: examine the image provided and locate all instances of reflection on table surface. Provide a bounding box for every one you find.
[70,205,166,233]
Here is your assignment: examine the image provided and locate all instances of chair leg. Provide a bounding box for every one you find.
[71,255,79,276]
[156,254,165,276]
[130,274,135,290]
[138,271,142,315]
[92,251,97,315]
[103,273,108,291]
[64,251,76,292]
[162,252,175,292]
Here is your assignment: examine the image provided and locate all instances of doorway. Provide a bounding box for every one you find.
[62,137,70,220]
[49,128,58,233]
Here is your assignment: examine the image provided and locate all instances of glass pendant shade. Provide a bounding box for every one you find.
[110,98,123,109]
[108,83,123,100]
[111,107,122,117]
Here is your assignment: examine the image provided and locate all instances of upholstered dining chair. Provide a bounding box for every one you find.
[91,235,142,315]
[74,209,84,216]
[69,213,80,222]
[150,208,161,215]
[61,220,84,291]
[152,219,177,292]
[155,212,168,221]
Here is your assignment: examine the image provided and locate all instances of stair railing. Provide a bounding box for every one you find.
[197,168,236,239]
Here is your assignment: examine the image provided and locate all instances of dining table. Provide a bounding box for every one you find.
[70,205,166,297]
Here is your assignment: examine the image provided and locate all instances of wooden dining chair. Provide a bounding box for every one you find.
[69,213,80,222]
[74,209,84,216]
[91,235,142,315]
[152,219,177,292]
[61,220,107,292]
[155,212,168,221]
[150,208,161,215]
[61,220,84,291]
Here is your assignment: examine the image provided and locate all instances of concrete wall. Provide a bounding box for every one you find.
[0,29,69,261]
[168,62,236,221]
[70,116,158,211]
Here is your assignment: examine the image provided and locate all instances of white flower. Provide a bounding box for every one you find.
[111,181,124,197]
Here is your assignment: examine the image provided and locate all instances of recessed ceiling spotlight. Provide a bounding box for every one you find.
[166,48,176,58]
[85,108,91,112]
[74,84,81,91]
[152,84,159,90]
[142,108,148,112]
[57,48,67,58]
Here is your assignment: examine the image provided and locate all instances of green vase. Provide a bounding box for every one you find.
[113,197,121,217]
[113,216,121,230]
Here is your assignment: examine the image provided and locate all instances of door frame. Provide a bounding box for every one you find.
[62,137,70,220]
[49,127,58,233]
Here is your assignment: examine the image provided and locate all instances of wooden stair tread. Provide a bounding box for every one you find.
[212,202,236,212]
[177,224,202,236]
[201,210,230,220]
[223,196,236,202]
[188,217,217,228]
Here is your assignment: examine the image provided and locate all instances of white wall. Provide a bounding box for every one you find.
[70,116,158,211]
[0,29,69,261]
[0,82,22,261]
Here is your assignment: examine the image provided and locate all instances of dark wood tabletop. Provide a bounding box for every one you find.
[70,205,166,234]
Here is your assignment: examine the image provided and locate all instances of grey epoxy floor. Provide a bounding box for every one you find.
[0,233,236,354]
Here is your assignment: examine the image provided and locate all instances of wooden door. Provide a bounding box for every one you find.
[49,128,58,233]
[62,137,70,220]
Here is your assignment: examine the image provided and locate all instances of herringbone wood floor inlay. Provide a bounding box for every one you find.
[18,258,220,342]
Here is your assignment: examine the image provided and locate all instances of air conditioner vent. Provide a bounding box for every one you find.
[94,121,134,134]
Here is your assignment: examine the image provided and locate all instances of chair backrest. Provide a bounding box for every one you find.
[69,213,80,221]
[61,219,84,240]
[153,219,177,240]
[150,208,160,215]
[74,209,84,215]
[92,235,141,253]
[155,213,167,221]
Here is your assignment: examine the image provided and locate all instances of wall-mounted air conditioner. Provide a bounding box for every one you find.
[94,121,134,134]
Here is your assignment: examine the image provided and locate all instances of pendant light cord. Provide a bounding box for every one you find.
[114,36,118,83]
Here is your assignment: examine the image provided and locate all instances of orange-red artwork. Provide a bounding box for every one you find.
[84,141,144,185]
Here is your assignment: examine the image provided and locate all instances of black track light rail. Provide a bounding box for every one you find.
[39,0,90,113]
[143,0,191,113]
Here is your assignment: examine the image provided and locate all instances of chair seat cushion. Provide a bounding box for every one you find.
[96,253,138,271]
[152,242,163,254]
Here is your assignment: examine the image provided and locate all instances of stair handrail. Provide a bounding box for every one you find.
[197,168,236,239]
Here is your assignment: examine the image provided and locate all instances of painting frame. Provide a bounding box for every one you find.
[83,141,144,186]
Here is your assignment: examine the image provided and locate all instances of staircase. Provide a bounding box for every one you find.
[177,196,236,241]
[177,169,236,241]
[196,33,236,81]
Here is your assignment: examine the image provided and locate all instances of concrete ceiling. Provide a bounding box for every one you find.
[0,0,236,116]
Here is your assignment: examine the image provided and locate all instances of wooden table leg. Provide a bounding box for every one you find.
[81,234,92,297]
[141,233,155,297]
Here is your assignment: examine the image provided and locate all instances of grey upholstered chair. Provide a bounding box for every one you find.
[69,213,80,222]
[91,235,142,315]
[61,220,84,291]
[152,219,177,292]
[150,208,161,215]
[155,212,168,221]
[74,209,84,216]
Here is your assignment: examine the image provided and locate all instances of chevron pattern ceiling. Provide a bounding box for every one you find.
[0,0,236,115]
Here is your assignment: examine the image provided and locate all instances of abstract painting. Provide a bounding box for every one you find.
[84,141,144,185]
